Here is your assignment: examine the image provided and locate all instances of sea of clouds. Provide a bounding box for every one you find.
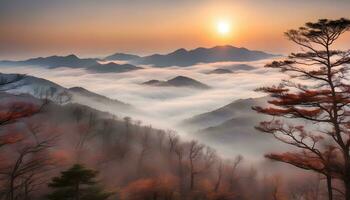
[0,59,286,127]
[0,59,290,161]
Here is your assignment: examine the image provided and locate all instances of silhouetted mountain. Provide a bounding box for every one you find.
[131,45,277,67]
[0,73,71,103]
[87,62,142,73]
[181,97,269,130]
[69,87,130,106]
[0,45,276,68]
[142,76,210,89]
[105,53,141,61]
[142,80,163,85]
[180,96,287,157]
[0,73,133,114]
[207,68,233,74]
[228,64,256,71]
[206,64,256,74]
[0,54,99,68]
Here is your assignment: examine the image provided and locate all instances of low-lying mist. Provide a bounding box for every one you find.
[0,59,287,159]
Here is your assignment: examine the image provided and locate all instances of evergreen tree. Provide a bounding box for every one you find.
[253,18,350,200]
[47,164,111,200]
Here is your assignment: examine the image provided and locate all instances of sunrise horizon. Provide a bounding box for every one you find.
[2,0,350,60]
[1,1,350,200]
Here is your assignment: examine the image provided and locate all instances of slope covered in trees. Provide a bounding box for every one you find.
[0,92,318,200]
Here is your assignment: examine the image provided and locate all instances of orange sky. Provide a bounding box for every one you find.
[1,0,350,59]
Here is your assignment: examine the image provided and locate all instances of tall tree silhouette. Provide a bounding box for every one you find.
[253,18,350,200]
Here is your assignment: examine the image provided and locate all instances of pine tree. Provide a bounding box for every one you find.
[47,164,111,200]
[253,18,350,200]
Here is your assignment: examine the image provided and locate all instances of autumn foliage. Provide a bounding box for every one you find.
[253,18,350,200]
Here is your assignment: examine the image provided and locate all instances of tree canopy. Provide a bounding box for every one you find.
[254,18,350,200]
[47,164,111,200]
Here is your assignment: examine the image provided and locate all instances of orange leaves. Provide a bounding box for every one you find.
[265,60,295,69]
[271,89,332,105]
[293,107,322,118]
[121,175,178,200]
[256,120,283,133]
[254,105,322,119]
[266,152,325,172]
[255,86,289,94]
[0,132,24,146]
[49,150,71,165]
[0,101,41,125]
[252,106,290,116]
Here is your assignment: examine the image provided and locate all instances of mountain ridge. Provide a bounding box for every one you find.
[1,45,278,68]
[0,54,99,68]
[130,45,278,67]
[104,53,141,61]
[0,73,134,115]
[87,62,142,73]
[142,76,210,89]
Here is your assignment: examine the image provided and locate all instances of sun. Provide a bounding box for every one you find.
[217,20,231,35]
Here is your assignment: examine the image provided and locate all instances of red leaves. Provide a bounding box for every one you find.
[265,60,296,69]
[252,106,290,116]
[121,175,178,200]
[255,120,283,133]
[253,106,322,118]
[268,89,333,105]
[255,86,289,94]
[0,132,24,146]
[0,101,41,126]
[293,107,322,118]
[266,152,325,172]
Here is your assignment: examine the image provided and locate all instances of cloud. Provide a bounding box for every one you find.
[0,59,286,157]
[0,60,286,124]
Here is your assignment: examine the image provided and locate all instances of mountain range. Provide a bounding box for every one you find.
[0,72,284,157]
[207,68,233,74]
[142,76,210,89]
[0,54,98,68]
[0,73,134,116]
[127,45,277,67]
[181,97,269,130]
[0,55,141,74]
[179,96,288,157]
[87,62,142,73]
[104,53,141,61]
[1,45,277,69]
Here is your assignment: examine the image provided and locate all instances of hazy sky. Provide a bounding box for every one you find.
[1,0,350,59]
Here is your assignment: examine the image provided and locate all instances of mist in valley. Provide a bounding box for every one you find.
[1,1,350,199]
[0,58,288,159]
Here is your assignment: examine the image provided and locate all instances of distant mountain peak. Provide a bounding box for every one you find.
[170,75,191,80]
[131,45,278,67]
[142,75,210,89]
[87,62,142,73]
[66,54,79,59]
[0,54,98,68]
[172,48,187,53]
[104,52,140,61]
[207,68,233,74]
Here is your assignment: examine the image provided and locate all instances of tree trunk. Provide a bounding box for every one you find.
[190,172,194,190]
[9,177,15,200]
[75,182,80,200]
[189,157,195,191]
[344,172,350,200]
[326,175,333,200]
[214,170,222,192]
[177,156,185,198]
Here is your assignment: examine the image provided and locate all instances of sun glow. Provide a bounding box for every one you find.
[216,20,231,35]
